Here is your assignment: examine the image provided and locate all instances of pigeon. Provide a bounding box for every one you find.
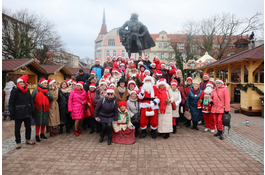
[246,120,250,126]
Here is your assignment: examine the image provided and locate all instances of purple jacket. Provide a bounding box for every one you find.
[200,80,215,91]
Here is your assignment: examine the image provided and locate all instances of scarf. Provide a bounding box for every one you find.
[185,83,193,88]
[34,86,49,112]
[17,83,28,93]
[158,86,168,114]
[118,111,130,124]
[193,88,199,99]
[139,71,145,81]
[118,86,126,93]
[61,87,72,93]
[104,73,111,79]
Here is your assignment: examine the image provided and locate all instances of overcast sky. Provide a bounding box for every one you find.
[2,0,264,59]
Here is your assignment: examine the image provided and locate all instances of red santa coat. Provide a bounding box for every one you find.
[197,91,212,113]
[138,85,160,109]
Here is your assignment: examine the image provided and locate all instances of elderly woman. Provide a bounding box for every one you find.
[156,79,173,139]
[114,78,130,103]
[127,90,140,137]
[94,87,118,145]
[111,68,122,86]
[210,79,230,140]
[3,76,16,120]
[186,81,202,130]
[127,80,139,94]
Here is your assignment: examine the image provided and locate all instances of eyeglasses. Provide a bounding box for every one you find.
[107,93,113,96]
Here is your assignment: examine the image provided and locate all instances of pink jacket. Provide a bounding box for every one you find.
[68,88,87,120]
[210,86,230,114]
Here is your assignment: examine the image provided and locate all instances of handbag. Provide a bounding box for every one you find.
[146,107,154,116]
[84,104,91,118]
[184,110,191,120]
[171,102,177,110]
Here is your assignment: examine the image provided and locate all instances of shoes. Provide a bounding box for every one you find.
[78,128,82,134]
[173,126,177,134]
[204,128,209,132]
[151,129,156,139]
[74,130,79,136]
[50,132,55,137]
[90,130,95,134]
[198,121,205,125]
[214,129,220,137]
[164,133,170,139]
[107,138,112,145]
[140,129,147,139]
[40,134,47,139]
[219,130,224,140]
[210,129,215,133]
[16,143,21,149]
[26,140,36,145]
[186,120,191,127]
[135,131,138,137]
[35,136,40,142]
[59,127,63,134]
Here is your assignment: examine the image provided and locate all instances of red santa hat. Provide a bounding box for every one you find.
[215,79,225,86]
[118,101,127,108]
[106,87,114,94]
[17,75,29,84]
[156,78,167,87]
[95,58,100,63]
[39,78,48,84]
[48,79,56,86]
[156,70,162,76]
[145,54,149,58]
[186,77,193,82]
[150,62,156,66]
[130,89,138,95]
[160,62,166,67]
[109,82,116,88]
[72,80,77,85]
[171,80,178,87]
[89,83,96,88]
[169,61,175,66]
[120,63,125,66]
[128,59,134,64]
[138,61,144,65]
[112,68,120,74]
[206,82,214,88]
[130,56,134,60]
[104,67,110,72]
[143,76,154,85]
[144,69,150,74]
[91,70,96,75]
[66,79,72,84]
[128,80,136,86]
[203,73,210,78]
[99,80,108,86]
[117,55,121,58]
[76,81,84,88]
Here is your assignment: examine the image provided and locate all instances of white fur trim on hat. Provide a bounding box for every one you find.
[109,83,116,88]
[128,80,136,86]
[144,69,150,74]
[76,83,83,88]
[17,78,23,83]
[40,80,48,84]
[156,80,167,87]
[215,79,224,84]
[161,63,166,67]
[106,88,114,94]
[203,73,209,78]
[206,83,214,88]
[150,62,156,66]
[171,82,178,86]
[120,63,125,66]
[89,85,96,88]
[99,81,108,86]
[49,79,56,86]
[130,90,137,95]
[143,76,154,85]
[67,79,72,84]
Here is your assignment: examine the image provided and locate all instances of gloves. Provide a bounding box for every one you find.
[209,101,213,105]
[126,74,130,79]
[153,101,157,106]
[225,111,229,114]
[136,74,139,79]
[199,99,202,103]
[44,92,49,97]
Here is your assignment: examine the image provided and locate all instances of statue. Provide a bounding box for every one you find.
[119,12,155,58]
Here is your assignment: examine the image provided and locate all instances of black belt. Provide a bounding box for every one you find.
[142,98,155,101]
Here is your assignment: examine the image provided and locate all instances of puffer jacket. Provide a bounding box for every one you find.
[126,96,140,118]
[58,88,72,125]
[68,88,87,120]
[210,85,230,113]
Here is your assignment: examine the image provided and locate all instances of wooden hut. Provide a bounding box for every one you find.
[41,65,71,82]
[197,44,264,116]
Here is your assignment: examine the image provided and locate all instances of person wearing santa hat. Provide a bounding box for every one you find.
[186,80,203,130]
[156,78,173,139]
[109,82,116,89]
[119,62,126,76]
[125,64,141,87]
[113,56,122,70]
[103,55,114,73]
[84,70,99,92]
[184,77,193,127]
[138,76,160,139]
[58,80,73,134]
[137,60,144,70]
[136,65,146,84]
[125,59,137,75]
[127,90,140,137]
[134,55,143,68]
[197,83,215,133]
[168,79,182,134]
[111,68,122,87]
[112,101,135,145]
[71,80,77,90]
[153,56,162,70]
[86,83,97,134]
[32,78,53,142]
[66,79,72,87]
[90,58,104,79]
[112,56,117,62]
[9,75,35,149]
[210,79,230,140]
[149,62,157,76]
[68,81,87,136]
[153,70,163,83]
[100,67,112,85]
[94,87,119,145]
[46,79,60,137]
[168,61,178,78]
[159,62,170,84]
[127,80,139,94]
[143,54,151,70]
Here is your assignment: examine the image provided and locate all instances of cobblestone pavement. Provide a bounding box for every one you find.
[2,113,264,174]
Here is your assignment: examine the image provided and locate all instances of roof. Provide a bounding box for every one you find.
[41,65,71,75]
[198,44,264,69]
[67,68,80,75]
[196,52,216,63]
[2,59,47,74]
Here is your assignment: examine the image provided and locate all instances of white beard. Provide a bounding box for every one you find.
[204,87,213,94]
[112,74,120,79]
[131,73,137,77]
[143,82,153,94]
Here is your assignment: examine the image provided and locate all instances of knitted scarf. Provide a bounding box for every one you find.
[34,86,49,112]
[158,86,168,114]
[118,111,130,124]
[17,83,28,93]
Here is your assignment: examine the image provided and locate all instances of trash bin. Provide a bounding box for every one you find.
[234,88,240,102]
[260,97,264,118]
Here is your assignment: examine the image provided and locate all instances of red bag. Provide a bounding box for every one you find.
[84,105,91,118]
[171,102,177,110]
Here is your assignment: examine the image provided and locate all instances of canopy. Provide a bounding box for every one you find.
[183,52,216,70]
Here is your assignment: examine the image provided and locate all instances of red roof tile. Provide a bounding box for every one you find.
[41,65,64,74]
[67,68,80,75]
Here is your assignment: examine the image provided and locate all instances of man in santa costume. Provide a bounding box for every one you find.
[197,83,215,133]
[138,76,160,139]
[111,68,122,86]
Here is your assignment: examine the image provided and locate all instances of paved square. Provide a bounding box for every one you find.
[2,113,264,174]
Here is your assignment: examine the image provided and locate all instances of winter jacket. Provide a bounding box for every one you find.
[168,88,181,118]
[68,88,87,120]
[94,88,106,105]
[58,88,72,125]
[32,83,53,125]
[159,69,170,84]
[143,60,151,69]
[114,87,130,103]
[199,80,215,91]
[210,86,230,113]
[84,75,100,92]
[178,83,186,105]
[125,74,142,87]
[4,81,16,107]
[103,61,114,70]
[87,90,96,117]
[9,86,34,120]
[127,96,140,118]
[186,88,203,122]
[76,72,90,82]
[90,64,104,79]
[48,88,60,127]
[94,96,118,123]
[153,59,161,70]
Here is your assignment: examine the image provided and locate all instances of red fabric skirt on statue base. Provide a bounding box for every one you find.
[112,128,135,145]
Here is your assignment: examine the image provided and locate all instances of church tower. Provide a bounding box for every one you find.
[99,8,107,34]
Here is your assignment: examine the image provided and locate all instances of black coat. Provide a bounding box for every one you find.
[160,68,170,84]
[9,87,34,120]
[143,60,151,68]
[76,72,90,82]
[58,89,71,125]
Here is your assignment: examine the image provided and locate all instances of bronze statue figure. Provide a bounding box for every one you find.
[119,13,155,58]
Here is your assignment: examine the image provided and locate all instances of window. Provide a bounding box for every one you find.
[116,30,119,35]
[168,53,173,59]
[101,35,104,38]
[161,53,165,59]
[162,36,164,39]
[121,50,125,57]
[182,53,187,60]
[163,43,167,49]
[158,43,162,49]
[113,50,116,56]
[108,39,115,46]
[153,53,157,58]
[178,43,184,49]
[96,41,101,47]
[96,50,101,58]
[106,50,110,56]
[146,53,150,58]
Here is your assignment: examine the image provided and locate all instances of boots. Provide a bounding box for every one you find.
[40,133,47,139]
[191,121,199,130]
[164,133,170,139]
[173,125,177,134]
[26,140,36,145]
[99,131,104,143]
[59,125,63,134]
[35,136,40,142]
[219,130,224,140]
[151,129,156,139]
[16,143,22,149]
[140,129,147,139]
[66,125,70,133]
[108,137,112,145]
[186,120,191,127]
[214,129,220,137]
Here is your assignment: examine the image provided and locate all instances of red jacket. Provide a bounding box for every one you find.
[210,86,230,113]
[178,84,186,105]
[197,91,212,113]
[87,90,96,117]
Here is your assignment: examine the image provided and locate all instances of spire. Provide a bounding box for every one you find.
[99,8,107,34]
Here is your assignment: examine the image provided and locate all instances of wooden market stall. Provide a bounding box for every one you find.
[41,65,71,82]
[2,59,47,93]
[67,64,90,80]
[197,44,264,116]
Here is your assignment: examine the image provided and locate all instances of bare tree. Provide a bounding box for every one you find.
[81,57,94,68]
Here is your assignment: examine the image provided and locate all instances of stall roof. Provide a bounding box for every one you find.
[2,59,47,74]
[197,44,264,69]
[41,65,71,75]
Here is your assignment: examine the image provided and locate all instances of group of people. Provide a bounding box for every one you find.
[6,54,230,149]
